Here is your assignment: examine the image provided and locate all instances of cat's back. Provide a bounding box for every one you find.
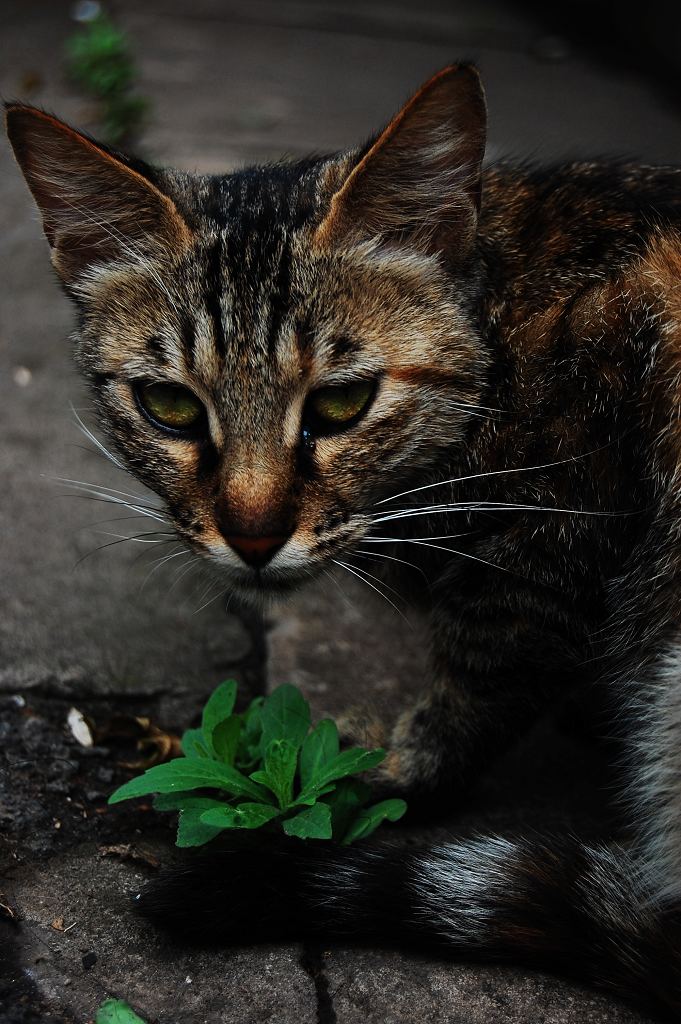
[471,168,681,537]
[480,159,681,305]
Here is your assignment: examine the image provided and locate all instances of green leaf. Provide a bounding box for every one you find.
[295,747,386,805]
[250,739,298,809]
[299,719,340,790]
[260,684,311,755]
[201,680,237,753]
[154,792,226,812]
[200,802,281,830]
[177,802,226,847]
[236,697,264,770]
[95,998,148,1024]
[108,757,271,804]
[211,716,242,765]
[180,728,209,759]
[283,802,332,840]
[341,798,407,845]
[323,778,371,840]
[291,785,336,807]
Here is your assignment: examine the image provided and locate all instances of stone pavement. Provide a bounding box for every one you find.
[1,1,678,1021]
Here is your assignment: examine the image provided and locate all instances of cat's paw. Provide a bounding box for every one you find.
[337,705,451,811]
[336,703,389,750]
[336,705,408,798]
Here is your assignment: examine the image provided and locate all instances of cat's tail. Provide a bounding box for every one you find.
[136,832,681,1020]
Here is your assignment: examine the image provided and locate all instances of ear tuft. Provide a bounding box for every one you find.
[316,64,487,261]
[5,104,191,284]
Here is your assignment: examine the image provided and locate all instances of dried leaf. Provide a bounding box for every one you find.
[119,726,181,770]
[0,898,19,923]
[98,843,159,869]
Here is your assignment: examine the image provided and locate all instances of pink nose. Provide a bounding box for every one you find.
[226,533,288,568]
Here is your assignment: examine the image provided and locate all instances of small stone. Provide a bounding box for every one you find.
[67,707,94,747]
[12,366,32,387]
[81,951,97,970]
[72,0,101,22]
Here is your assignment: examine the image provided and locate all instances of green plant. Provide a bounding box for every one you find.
[96,998,147,1024]
[109,682,407,846]
[65,10,148,146]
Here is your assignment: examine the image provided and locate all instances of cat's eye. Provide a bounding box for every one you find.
[135,381,205,434]
[305,379,376,435]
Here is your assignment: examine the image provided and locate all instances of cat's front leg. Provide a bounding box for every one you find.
[341,589,592,807]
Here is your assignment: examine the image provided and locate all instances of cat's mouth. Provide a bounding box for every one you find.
[197,524,368,604]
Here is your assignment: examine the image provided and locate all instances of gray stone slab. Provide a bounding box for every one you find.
[267,575,430,720]
[6,844,314,1023]
[324,948,652,1024]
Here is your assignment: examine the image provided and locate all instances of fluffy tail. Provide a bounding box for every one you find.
[137,833,681,1020]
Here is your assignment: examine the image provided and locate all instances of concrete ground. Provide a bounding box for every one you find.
[1,1,679,1021]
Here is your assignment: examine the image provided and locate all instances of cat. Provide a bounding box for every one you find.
[6,63,681,1018]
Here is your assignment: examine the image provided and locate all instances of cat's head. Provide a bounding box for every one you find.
[6,65,488,603]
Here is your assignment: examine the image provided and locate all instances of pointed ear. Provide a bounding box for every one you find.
[315,65,487,261]
[5,104,192,284]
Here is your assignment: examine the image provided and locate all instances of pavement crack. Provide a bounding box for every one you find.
[299,943,337,1024]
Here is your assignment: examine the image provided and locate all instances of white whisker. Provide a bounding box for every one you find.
[69,403,126,470]
[169,554,201,592]
[384,537,516,577]
[332,558,411,625]
[373,452,602,508]
[355,548,431,584]
[371,501,616,526]
[89,529,175,545]
[193,576,227,615]
[52,480,168,524]
[140,548,189,590]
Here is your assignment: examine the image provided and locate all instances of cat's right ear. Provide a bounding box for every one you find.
[5,104,191,285]
[316,65,487,263]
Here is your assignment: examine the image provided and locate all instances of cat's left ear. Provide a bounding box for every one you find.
[316,65,487,262]
[5,104,192,285]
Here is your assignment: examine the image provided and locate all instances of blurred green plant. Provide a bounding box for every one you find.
[96,998,148,1024]
[65,6,148,146]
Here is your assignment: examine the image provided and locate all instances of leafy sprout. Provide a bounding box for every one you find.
[109,682,407,846]
[65,9,148,146]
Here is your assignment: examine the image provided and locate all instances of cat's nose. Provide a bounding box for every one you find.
[225,533,290,568]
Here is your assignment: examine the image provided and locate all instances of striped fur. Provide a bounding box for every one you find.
[7,65,681,1015]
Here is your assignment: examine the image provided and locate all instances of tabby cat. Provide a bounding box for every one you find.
[7,65,681,1018]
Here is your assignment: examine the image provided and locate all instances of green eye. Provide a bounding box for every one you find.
[136,381,205,432]
[307,379,375,433]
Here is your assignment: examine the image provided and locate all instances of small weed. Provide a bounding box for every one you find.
[109,682,407,846]
[65,6,148,146]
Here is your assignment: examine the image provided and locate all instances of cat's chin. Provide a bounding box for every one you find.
[219,565,321,609]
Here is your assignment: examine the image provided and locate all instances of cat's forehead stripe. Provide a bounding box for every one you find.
[204,239,228,359]
[192,161,328,367]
